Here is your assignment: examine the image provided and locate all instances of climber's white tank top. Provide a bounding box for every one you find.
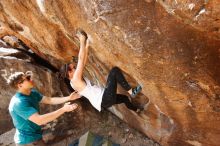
[70,77,104,112]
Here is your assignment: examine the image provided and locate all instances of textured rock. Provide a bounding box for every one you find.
[0,0,220,145]
[157,0,220,40]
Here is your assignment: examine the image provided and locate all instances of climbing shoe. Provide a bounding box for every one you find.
[131,85,142,98]
[135,103,146,113]
[136,99,150,113]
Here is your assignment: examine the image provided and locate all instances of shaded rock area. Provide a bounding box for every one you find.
[0,0,220,146]
[0,109,160,146]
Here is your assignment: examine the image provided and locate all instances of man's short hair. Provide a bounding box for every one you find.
[59,56,78,80]
[7,71,33,89]
[7,72,25,89]
[59,63,70,79]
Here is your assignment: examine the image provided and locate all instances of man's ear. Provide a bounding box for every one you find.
[17,84,21,89]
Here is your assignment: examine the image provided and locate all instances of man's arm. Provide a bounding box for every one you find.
[29,102,77,126]
[41,92,80,105]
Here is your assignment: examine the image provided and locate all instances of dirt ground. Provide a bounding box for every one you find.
[48,102,161,146]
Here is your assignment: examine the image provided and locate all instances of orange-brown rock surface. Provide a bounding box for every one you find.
[0,0,220,145]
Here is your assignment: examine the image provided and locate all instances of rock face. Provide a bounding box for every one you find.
[0,0,220,145]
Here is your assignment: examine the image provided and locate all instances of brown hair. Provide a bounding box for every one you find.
[59,63,70,79]
[7,72,24,89]
[59,57,78,80]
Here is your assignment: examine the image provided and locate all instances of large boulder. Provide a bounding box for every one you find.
[0,0,219,145]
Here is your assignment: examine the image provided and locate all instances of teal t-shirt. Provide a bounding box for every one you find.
[9,88,43,144]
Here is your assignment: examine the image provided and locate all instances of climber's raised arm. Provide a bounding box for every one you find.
[72,30,88,82]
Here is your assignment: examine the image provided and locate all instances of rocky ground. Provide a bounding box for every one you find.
[0,106,160,146]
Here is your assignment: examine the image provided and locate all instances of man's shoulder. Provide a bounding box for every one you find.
[9,94,22,111]
[11,93,22,102]
[11,93,31,105]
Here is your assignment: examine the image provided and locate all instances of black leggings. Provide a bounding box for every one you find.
[101,67,137,111]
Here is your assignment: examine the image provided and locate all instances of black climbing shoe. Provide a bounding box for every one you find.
[135,105,145,114]
[135,100,150,113]
[131,85,142,98]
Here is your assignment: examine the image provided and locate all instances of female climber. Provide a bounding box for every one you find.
[60,29,143,112]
